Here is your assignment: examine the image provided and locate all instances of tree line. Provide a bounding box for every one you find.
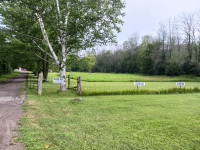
[90,12,200,76]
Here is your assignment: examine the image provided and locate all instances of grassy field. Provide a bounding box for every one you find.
[19,72,200,149]
[81,81,200,91]
[48,72,200,95]
[67,72,200,82]
[0,72,20,82]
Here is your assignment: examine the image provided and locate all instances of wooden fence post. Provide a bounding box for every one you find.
[77,77,78,91]
[68,75,70,89]
[79,76,81,95]
[77,76,82,95]
[38,72,42,95]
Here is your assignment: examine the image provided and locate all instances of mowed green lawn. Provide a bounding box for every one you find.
[67,72,200,82]
[49,72,200,95]
[81,81,200,92]
[19,72,200,149]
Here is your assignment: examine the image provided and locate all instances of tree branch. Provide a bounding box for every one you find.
[56,0,61,16]
[64,2,70,26]
[32,40,54,59]
[0,27,44,41]
[34,52,56,65]
[35,6,60,66]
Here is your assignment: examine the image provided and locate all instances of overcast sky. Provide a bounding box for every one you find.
[116,0,200,45]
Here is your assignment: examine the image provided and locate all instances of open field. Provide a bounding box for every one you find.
[67,72,200,82]
[49,72,200,95]
[81,81,200,91]
[0,72,19,82]
[19,72,200,149]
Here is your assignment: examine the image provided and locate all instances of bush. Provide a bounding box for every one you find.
[0,60,12,75]
[181,61,198,75]
[165,62,180,76]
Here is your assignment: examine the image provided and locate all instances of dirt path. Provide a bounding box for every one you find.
[0,72,28,150]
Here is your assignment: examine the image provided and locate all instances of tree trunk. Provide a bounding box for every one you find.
[188,35,192,62]
[42,55,49,82]
[60,66,66,91]
[43,67,48,81]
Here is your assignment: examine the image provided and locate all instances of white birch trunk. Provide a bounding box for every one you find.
[35,9,60,66]
[38,72,43,95]
[60,65,66,91]
[35,4,70,92]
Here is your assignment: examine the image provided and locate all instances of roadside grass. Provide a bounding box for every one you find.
[67,72,200,82]
[20,86,200,149]
[0,72,20,82]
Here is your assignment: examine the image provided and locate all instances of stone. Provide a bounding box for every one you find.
[72,97,82,101]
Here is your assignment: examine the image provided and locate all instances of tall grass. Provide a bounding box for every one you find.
[81,87,200,96]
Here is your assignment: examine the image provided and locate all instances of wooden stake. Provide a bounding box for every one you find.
[68,75,70,89]
[38,72,43,95]
[79,76,82,95]
[77,76,82,95]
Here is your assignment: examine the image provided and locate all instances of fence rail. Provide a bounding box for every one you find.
[27,74,82,95]
[67,75,82,95]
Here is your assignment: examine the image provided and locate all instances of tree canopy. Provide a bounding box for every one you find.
[0,0,125,91]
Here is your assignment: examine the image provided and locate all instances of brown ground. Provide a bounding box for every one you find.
[0,72,27,150]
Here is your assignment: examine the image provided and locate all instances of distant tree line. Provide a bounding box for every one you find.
[91,12,200,76]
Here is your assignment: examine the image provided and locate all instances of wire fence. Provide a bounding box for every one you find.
[67,75,82,94]
[67,74,200,95]
[27,73,38,89]
[27,73,200,96]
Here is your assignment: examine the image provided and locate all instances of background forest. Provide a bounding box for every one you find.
[72,12,200,76]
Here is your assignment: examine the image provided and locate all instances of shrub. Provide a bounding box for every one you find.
[165,62,180,76]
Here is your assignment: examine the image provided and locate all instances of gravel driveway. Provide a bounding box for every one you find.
[0,72,28,150]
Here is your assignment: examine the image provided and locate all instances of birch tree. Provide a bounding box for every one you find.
[0,0,125,91]
[180,13,195,62]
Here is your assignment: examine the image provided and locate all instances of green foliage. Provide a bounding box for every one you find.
[93,50,114,72]
[0,33,12,75]
[0,0,125,58]
[82,53,96,73]
[91,31,200,77]
[181,61,199,75]
[165,62,180,76]
[0,60,12,75]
